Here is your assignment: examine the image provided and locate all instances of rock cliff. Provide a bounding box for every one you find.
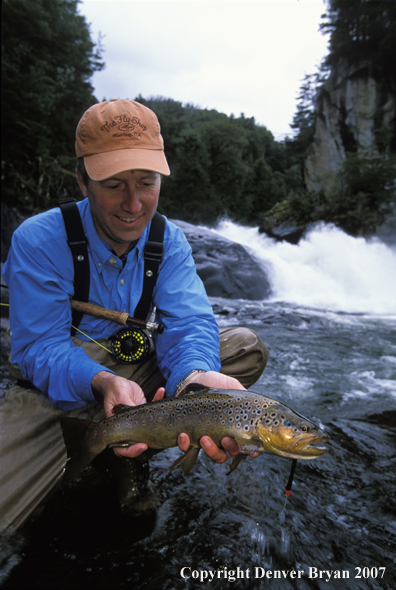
[304,60,395,192]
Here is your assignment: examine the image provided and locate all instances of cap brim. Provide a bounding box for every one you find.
[84,148,171,180]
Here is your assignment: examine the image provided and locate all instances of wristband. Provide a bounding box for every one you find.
[175,370,206,396]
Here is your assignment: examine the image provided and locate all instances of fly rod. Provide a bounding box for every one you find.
[70,300,164,333]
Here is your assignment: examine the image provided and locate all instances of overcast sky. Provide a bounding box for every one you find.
[78,0,329,139]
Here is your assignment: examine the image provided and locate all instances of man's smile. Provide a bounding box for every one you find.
[117,215,140,223]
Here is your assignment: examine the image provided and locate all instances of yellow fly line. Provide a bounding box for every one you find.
[1,302,112,355]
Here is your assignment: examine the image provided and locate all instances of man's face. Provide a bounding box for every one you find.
[77,169,161,256]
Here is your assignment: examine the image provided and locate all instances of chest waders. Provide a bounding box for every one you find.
[58,197,165,364]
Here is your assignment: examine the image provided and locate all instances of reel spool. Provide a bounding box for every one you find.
[110,327,152,364]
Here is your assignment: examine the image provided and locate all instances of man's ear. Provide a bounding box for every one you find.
[76,169,88,197]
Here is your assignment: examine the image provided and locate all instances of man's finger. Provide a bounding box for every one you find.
[152,387,166,401]
[177,432,190,453]
[200,436,228,463]
[113,442,148,458]
[220,436,240,456]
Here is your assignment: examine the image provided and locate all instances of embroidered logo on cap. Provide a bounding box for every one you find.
[101,115,148,135]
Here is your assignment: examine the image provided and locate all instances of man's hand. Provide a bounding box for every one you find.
[91,370,258,464]
[177,433,240,464]
[91,371,165,458]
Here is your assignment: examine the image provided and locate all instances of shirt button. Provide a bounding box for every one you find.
[98,262,102,267]
[120,279,125,286]
[109,257,117,265]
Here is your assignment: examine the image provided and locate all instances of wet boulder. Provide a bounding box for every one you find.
[171,220,271,300]
[258,201,305,244]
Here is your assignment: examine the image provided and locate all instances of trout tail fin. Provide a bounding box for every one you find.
[60,417,104,484]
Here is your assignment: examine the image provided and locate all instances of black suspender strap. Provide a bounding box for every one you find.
[133,212,165,320]
[58,200,164,330]
[58,197,90,335]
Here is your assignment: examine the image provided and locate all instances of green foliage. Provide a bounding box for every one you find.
[288,151,396,235]
[137,97,301,224]
[320,0,396,88]
[285,0,396,236]
[2,0,103,212]
[288,69,329,160]
[325,152,396,234]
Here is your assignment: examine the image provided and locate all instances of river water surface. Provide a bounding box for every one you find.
[1,222,396,589]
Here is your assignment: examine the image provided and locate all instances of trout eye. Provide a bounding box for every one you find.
[301,425,310,432]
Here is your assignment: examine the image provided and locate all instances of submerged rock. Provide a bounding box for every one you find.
[171,220,271,300]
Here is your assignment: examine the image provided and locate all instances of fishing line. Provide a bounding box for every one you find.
[72,325,113,354]
[2,302,150,361]
[1,302,113,355]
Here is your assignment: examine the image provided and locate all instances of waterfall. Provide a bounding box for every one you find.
[210,220,396,315]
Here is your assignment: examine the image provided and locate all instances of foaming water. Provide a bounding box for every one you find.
[211,220,396,315]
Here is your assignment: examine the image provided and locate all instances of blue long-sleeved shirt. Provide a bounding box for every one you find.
[3,199,220,410]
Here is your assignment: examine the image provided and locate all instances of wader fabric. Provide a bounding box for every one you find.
[0,327,268,533]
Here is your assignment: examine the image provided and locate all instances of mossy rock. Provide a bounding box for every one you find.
[258,201,306,244]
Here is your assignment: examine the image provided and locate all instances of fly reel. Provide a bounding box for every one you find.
[110,327,152,364]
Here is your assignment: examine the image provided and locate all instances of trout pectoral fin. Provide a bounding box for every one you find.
[168,446,201,476]
[227,453,247,475]
[181,447,201,475]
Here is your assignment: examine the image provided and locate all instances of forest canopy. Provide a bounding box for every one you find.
[2,0,395,235]
[2,0,103,211]
[1,0,303,224]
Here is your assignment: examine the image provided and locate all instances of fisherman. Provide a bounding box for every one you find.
[1,99,268,531]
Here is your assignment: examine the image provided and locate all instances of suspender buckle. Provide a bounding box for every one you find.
[144,241,164,260]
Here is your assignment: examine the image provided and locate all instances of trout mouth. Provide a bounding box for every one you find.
[293,434,329,455]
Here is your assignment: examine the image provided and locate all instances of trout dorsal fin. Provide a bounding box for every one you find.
[112,403,132,415]
[180,384,211,396]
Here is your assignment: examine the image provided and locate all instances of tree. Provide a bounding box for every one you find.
[2,0,103,211]
[138,96,303,224]
[159,127,218,223]
[198,120,250,218]
[320,0,396,87]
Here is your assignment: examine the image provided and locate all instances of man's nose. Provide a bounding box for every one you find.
[121,185,141,212]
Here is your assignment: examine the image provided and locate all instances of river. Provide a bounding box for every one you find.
[1,222,396,589]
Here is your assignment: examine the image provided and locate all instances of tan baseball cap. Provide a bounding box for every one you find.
[75,99,170,180]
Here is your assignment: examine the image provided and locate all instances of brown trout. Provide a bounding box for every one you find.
[60,387,329,483]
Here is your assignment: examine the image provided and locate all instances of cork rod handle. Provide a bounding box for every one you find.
[70,300,129,326]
